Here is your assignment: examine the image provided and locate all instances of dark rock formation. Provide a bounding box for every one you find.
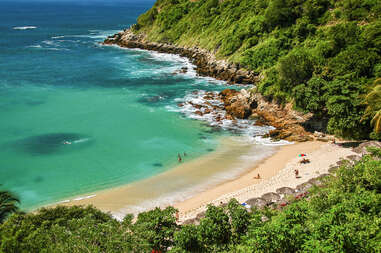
[104,30,259,85]
[246,198,268,209]
[218,88,314,141]
[105,30,320,141]
[261,192,281,202]
[352,141,381,155]
[276,187,295,195]
[296,182,313,193]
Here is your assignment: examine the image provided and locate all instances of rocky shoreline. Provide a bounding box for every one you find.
[104,29,259,85]
[104,29,324,141]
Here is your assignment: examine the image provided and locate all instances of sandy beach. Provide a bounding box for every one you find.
[52,139,356,221]
[175,141,356,221]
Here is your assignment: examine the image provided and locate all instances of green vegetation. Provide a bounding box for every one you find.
[133,0,381,139]
[0,191,19,223]
[1,150,380,252]
[363,78,381,135]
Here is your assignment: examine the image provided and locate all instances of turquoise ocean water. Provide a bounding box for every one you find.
[0,0,241,210]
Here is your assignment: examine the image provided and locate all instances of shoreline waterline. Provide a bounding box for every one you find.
[47,136,281,219]
[46,140,357,223]
[176,141,357,222]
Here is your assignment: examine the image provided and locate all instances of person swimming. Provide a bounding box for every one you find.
[63,141,72,145]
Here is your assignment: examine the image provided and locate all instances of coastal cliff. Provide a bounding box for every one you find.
[105,30,319,141]
[105,0,381,140]
[104,30,259,85]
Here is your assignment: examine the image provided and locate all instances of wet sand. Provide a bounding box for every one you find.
[51,140,356,221]
[176,141,356,222]
[51,136,277,218]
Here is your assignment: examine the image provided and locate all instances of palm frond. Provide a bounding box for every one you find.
[371,110,381,133]
[0,190,20,223]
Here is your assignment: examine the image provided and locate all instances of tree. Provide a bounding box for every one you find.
[0,191,19,223]
[362,78,381,133]
[133,206,178,252]
[173,224,203,252]
[197,204,231,251]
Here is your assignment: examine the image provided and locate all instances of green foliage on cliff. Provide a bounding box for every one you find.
[0,191,19,223]
[133,0,381,139]
[1,150,381,252]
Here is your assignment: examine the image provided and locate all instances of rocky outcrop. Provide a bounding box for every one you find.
[105,30,318,141]
[218,88,314,142]
[103,29,259,84]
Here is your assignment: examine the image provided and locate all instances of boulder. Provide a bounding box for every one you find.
[346,155,361,162]
[261,192,281,202]
[276,187,295,195]
[225,103,251,119]
[352,141,381,154]
[246,198,268,209]
[296,182,313,192]
[204,108,212,114]
[195,111,203,116]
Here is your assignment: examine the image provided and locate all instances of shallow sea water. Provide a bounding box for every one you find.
[0,0,278,211]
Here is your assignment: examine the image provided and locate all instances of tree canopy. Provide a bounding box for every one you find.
[133,0,381,139]
[1,149,380,252]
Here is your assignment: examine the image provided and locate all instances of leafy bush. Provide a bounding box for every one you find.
[132,0,381,138]
[1,150,381,252]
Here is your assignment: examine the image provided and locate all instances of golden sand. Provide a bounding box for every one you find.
[51,139,355,221]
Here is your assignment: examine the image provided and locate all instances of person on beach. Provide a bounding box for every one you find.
[253,173,261,179]
[300,158,310,164]
[294,169,300,178]
[178,153,182,162]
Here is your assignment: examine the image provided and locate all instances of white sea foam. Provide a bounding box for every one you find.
[172,90,269,136]
[60,30,121,40]
[113,47,222,84]
[27,45,42,49]
[73,194,96,201]
[42,40,56,46]
[104,40,287,147]
[56,199,70,204]
[112,144,276,219]
[73,138,90,144]
[251,136,293,146]
[13,26,37,30]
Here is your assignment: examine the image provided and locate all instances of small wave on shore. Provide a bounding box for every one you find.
[167,90,275,141]
[13,26,37,30]
[111,137,277,220]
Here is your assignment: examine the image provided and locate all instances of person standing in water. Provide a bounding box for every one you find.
[178,153,182,162]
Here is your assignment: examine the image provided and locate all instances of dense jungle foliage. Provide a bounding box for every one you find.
[1,149,380,252]
[133,0,381,139]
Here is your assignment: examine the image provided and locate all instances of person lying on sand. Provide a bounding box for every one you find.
[253,173,261,179]
[299,158,310,164]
